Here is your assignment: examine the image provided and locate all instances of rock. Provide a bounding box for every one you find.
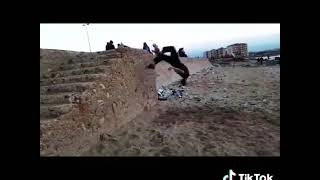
[93,89,97,93]
[193,97,201,101]
[112,103,117,114]
[99,133,111,141]
[99,84,106,89]
[99,117,105,126]
[81,123,87,130]
[249,102,256,105]
[97,100,104,105]
[107,93,110,98]
[100,133,117,143]
[263,99,267,103]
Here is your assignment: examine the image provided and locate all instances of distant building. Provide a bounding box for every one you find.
[227,43,248,58]
[216,47,225,58]
[203,43,248,60]
[203,51,209,58]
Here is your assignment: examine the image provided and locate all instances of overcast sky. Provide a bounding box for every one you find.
[40,23,280,57]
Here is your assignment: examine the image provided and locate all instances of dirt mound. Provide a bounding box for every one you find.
[84,65,280,156]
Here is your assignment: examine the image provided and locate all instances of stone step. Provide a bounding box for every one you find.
[41,65,109,79]
[52,58,117,72]
[40,82,96,95]
[40,92,82,105]
[40,73,107,86]
[71,51,122,63]
[40,104,74,120]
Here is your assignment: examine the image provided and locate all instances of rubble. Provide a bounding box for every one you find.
[157,86,184,100]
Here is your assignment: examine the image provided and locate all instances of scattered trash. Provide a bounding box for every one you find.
[157,86,184,100]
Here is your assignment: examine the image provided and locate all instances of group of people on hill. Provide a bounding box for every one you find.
[105,40,115,50]
[105,40,129,50]
[105,40,190,86]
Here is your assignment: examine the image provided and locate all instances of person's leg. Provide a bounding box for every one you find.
[174,63,190,86]
[177,63,189,79]
[153,53,171,64]
[162,46,179,59]
[147,53,171,69]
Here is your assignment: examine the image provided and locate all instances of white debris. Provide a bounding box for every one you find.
[99,117,105,126]
[99,84,106,89]
[97,100,104,106]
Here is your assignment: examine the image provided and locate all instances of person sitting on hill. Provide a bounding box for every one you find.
[152,43,161,56]
[143,42,152,54]
[106,40,115,50]
[106,42,110,50]
[109,40,115,49]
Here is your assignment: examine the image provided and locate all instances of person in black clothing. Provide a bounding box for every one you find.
[106,42,110,50]
[106,40,115,50]
[143,42,152,54]
[258,57,264,65]
[147,46,190,86]
[109,40,115,49]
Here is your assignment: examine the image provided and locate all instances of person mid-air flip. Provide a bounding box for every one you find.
[147,46,190,86]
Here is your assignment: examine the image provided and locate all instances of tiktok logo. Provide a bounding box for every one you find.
[223,169,274,180]
[223,169,236,180]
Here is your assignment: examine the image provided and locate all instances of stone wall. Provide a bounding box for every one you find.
[40,48,157,156]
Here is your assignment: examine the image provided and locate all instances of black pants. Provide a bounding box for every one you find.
[153,46,190,80]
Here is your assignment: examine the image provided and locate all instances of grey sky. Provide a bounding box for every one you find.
[40,23,280,57]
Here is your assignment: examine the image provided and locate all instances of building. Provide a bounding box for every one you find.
[226,46,234,56]
[209,49,215,59]
[203,43,248,60]
[226,43,248,58]
[216,47,225,58]
[203,51,210,58]
[203,51,208,58]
